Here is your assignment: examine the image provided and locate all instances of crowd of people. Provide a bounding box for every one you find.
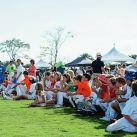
[0,53,137,133]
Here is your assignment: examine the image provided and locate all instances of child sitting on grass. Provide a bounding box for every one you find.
[29,83,46,107]
[106,80,137,132]
[45,72,62,103]
[68,73,92,108]
[54,73,75,108]
[100,77,126,121]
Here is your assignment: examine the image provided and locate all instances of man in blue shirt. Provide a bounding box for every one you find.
[0,61,6,84]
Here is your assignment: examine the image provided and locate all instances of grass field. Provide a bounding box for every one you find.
[0,99,137,137]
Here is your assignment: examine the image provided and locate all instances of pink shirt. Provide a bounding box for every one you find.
[29,65,36,77]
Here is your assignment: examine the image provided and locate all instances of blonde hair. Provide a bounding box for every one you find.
[35,83,43,96]
[55,72,62,81]
[66,70,75,79]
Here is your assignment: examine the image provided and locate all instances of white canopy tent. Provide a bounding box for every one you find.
[126,59,137,72]
[102,47,135,63]
[126,65,137,72]
[36,59,52,69]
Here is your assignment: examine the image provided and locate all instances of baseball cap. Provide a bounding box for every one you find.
[125,71,135,80]
[96,52,102,57]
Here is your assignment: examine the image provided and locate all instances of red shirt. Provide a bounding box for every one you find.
[28,65,36,77]
[101,84,116,99]
[110,88,116,98]
[77,80,92,97]
[100,84,109,99]
[22,76,31,91]
[3,80,9,87]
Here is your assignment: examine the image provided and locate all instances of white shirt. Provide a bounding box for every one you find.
[29,83,36,98]
[54,81,61,89]
[16,64,25,83]
[76,69,83,75]
[121,84,132,99]
[122,96,137,121]
[45,80,51,89]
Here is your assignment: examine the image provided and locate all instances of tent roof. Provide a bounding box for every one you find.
[65,56,93,67]
[102,47,135,63]
[36,59,52,69]
[126,65,137,72]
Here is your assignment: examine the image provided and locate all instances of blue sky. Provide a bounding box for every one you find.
[0,0,137,63]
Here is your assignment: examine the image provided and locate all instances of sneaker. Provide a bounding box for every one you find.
[53,104,62,108]
[2,91,13,100]
[6,96,13,100]
[2,91,6,99]
[100,116,110,121]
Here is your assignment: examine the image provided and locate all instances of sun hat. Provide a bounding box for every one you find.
[98,74,107,83]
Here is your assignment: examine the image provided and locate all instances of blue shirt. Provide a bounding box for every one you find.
[0,65,6,83]
[12,78,17,84]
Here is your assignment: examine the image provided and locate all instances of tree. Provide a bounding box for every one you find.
[0,38,30,61]
[41,27,73,65]
[80,53,94,60]
[39,46,53,64]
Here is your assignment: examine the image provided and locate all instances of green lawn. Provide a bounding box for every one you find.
[0,99,137,137]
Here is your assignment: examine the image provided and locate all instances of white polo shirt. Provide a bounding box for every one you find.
[16,64,25,83]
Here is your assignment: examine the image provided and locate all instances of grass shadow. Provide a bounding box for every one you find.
[16,100,137,137]
[104,131,137,137]
[48,107,137,137]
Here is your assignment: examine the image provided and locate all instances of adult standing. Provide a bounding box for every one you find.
[91,53,105,74]
[6,60,16,79]
[16,59,25,83]
[0,61,6,84]
[28,59,36,77]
